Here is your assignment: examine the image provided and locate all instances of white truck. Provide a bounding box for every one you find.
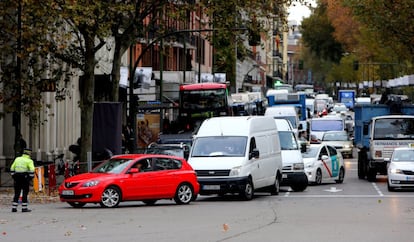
[354,97,414,181]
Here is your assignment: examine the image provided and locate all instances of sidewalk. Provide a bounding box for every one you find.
[0,170,60,205]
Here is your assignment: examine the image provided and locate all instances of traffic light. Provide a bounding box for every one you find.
[298,60,304,70]
[353,60,359,71]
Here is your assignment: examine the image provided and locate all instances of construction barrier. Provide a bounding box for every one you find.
[33,166,45,193]
[48,164,57,195]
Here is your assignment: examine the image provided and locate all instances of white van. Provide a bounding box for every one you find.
[274,119,308,192]
[265,106,300,135]
[188,116,283,200]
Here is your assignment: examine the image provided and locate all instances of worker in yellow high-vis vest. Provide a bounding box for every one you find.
[10,148,35,212]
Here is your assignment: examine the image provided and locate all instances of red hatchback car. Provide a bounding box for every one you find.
[58,154,199,208]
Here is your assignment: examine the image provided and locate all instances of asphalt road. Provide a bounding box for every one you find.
[1,158,414,242]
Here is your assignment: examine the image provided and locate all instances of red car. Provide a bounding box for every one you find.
[58,154,199,208]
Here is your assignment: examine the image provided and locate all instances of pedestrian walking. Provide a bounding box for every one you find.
[10,148,35,212]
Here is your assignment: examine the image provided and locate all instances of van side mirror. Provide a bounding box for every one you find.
[300,142,307,153]
[249,149,259,160]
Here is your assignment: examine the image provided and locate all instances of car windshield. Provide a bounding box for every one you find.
[191,136,247,157]
[392,150,414,162]
[322,132,349,141]
[302,146,319,158]
[92,158,134,174]
[279,131,299,150]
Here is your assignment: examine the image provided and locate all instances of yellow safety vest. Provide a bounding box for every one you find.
[10,154,35,173]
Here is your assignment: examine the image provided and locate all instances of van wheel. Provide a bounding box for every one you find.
[240,179,254,200]
[270,175,280,195]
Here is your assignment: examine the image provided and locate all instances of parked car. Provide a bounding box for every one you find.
[302,144,345,185]
[321,131,353,158]
[58,154,199,208]
[387,147,414,191]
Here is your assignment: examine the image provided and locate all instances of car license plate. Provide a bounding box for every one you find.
[62,190,74,195]
[203,185,220,190]
[282,174,288,179]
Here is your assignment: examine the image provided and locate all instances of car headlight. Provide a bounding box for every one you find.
[304,161,315,169]
[229,166,242,176]
[293,163,304,170]
[82,180,100,187]
[343,144,351,149]
[390,168,403,174]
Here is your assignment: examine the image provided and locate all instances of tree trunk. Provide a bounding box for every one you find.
[79,34,96,171]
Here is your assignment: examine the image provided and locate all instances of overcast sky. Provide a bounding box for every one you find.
[288,1,315,24]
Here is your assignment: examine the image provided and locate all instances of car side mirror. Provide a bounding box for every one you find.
[321,155,329,160]
[300,142,307,153]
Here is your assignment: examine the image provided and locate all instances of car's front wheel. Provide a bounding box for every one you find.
[68,202,86,208]
[387,180,395,192]
[100,186,121,208]
[315,169,322,185]
[174,183,193,204]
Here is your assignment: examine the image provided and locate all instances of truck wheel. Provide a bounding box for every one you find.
[358,159,365,179]
[367,168,376,182]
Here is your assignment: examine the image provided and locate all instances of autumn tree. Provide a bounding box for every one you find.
[345,0,414,63]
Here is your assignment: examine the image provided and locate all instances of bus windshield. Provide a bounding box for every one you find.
[181,88,226,112]
[373,118,414,140]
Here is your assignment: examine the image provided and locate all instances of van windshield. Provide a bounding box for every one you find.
[276,116,297,128]
[279,131,299,150]
[191,136,247,157]
[311,119,344,132]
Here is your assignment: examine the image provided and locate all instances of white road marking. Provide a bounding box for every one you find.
[372,182,384,196]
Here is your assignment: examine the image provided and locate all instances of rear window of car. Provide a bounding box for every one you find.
[311,119,344,132]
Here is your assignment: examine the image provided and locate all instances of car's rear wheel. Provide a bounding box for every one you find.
[174,183,193,204]
[315,169,322,185]
[100,186,121,208]
[240,179,254,200]
[68,202,86,208]
[335,167,345,184]
[142,200,157,205]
